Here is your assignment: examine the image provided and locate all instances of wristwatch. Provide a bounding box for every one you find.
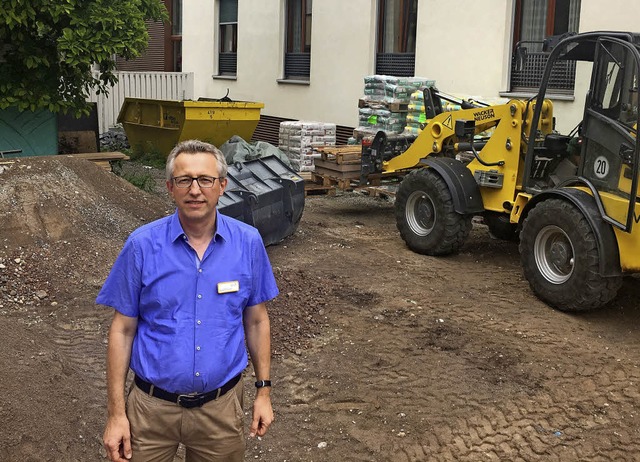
[255,380,272,388]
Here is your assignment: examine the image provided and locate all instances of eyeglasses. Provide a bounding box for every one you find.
[172,176,222,189]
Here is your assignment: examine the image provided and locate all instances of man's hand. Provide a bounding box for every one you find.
[249,392,274,437]
[103,414,132,461]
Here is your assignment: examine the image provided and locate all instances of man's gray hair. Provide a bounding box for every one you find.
[165,139,228,181]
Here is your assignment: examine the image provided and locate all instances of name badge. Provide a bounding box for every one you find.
[217,280,240,294]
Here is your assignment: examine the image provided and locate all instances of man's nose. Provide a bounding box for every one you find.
[188,179,202,192]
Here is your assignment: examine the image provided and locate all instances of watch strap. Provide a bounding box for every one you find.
[255,380,272,388]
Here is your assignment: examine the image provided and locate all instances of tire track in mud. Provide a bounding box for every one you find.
[0,306,111,460]
[52,312,110,394]
[265,196,640,461]
[305,316,639,460]
[328,308,640,461]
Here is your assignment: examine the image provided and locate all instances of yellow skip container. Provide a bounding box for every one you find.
[118,97,264,156]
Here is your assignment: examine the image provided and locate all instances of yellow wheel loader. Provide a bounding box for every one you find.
[360,31,640,312]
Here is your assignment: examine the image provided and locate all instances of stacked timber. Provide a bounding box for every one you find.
[310,145,363,190]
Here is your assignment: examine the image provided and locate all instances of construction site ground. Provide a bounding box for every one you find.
[1,156,639,461]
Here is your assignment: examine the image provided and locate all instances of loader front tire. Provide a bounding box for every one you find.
[395,168,472,255]
[519,199,622,312]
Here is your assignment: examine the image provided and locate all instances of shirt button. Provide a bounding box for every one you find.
[195,372,200,377]
[197,320,202,325]
[196,346,201,351]
[197,294,202,299]
[182,235,187,240]
[198,268,203,273]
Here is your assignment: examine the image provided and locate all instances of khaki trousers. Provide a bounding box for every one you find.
[127,378,245,462]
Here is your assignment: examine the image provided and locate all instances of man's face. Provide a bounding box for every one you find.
[166,152,227,224]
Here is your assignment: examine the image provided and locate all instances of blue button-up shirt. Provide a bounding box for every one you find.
[96,211,279,394]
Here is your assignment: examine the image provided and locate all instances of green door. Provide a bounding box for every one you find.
[0,107,57,156]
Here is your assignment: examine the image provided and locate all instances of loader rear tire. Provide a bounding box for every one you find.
[395,168,472,255]
[519,199,622,312]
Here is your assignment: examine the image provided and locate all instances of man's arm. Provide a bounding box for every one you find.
[243,302,273,438]
[103,310,138,461]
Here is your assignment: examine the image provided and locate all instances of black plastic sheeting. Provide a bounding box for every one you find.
[217,155,305,246]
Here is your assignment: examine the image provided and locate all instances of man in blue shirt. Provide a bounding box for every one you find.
[97,139,279,461]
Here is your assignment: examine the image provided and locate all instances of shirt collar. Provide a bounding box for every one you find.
[169,209,230,243]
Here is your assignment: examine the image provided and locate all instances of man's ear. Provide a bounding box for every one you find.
[219,178,228,195]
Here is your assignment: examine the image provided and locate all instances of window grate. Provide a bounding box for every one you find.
[511,51,576,92]
[284,52,310,79]
[376,53,415,77]
[219,52,237,75]
[252,115,354,146]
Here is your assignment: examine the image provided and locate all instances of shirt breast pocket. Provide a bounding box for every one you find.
[214,275,251,320]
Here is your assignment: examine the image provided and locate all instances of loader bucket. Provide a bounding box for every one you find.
[218,155,305,246]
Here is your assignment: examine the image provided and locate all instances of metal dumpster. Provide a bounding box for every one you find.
[218,155,305,246]
[118,97,264,156]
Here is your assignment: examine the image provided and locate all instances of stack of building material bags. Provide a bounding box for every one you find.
[278,121,336,172]
[356,75,435,140]
[404,90,464,136]
[403,89,427,136]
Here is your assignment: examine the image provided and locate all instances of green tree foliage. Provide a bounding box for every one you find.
[0,0,167,116]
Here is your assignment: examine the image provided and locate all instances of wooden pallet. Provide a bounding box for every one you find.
[356,185,397,199]
[316,145,362,165]
[304,182,336,196]
[311,172,357,191]
[314,159,361,178]
[298,171,314,182]
[358,98,409,112]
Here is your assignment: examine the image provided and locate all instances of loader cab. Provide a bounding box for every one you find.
[525,32,640,232]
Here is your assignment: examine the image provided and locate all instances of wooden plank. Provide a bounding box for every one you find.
[314,158,361,173]
[63,152,130,161]
[316,145,362,165]
[0,152,129,170]
[315,174,356,190]
[386,101,409,112]
[304,183,336,196]
[355,186,397,199]
[315,145,361,154]
[62,152,131,171]
[58,130,98,153]
[358,98,408,112]
[320,153,361,165]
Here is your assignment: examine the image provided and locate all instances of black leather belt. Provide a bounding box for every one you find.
[134,373,242,409]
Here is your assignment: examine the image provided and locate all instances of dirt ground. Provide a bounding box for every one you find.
[1,156,640,462]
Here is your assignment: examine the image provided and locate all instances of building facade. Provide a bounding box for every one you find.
[116,0,183,72]
[170,1,640,139]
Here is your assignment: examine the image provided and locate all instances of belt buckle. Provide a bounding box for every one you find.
[177,393,205,409]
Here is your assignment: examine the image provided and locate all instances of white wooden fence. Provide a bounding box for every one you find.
[89,71,195,134]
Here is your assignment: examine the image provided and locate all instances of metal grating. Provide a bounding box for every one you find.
[284,52,311,79]
[511,52,576,92]
[252,115,354,146]
[335,125,354,145]
[218,52,237,75]
[375,53,415,77]
[252,115,289,146]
